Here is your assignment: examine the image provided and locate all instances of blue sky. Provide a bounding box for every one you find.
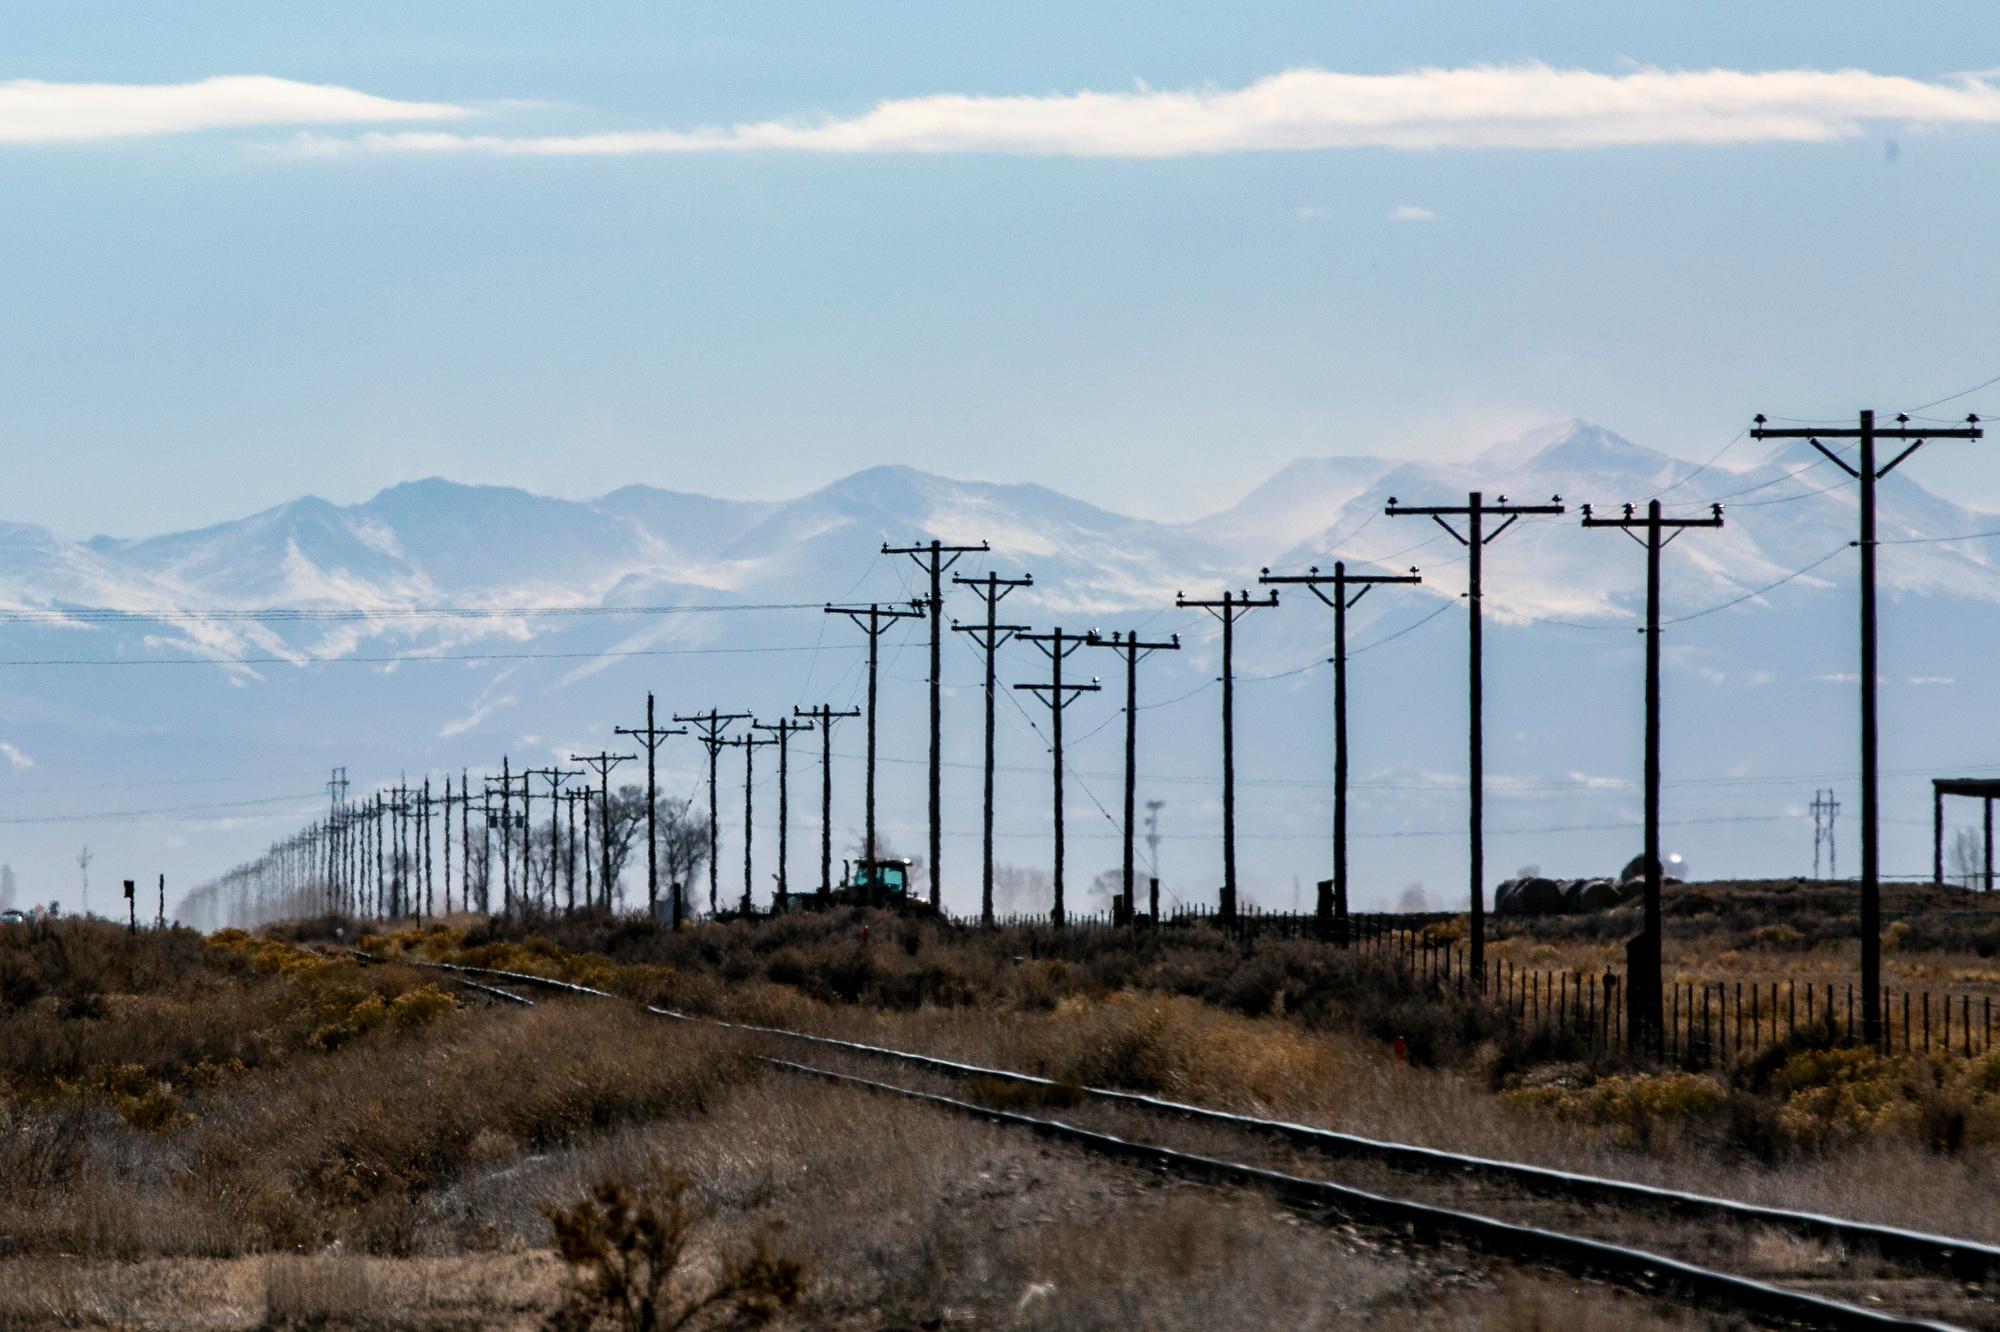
[2,3,1996,537]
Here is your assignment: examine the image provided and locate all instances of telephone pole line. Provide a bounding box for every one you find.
[1174,588,1279,924]
[825,602,926,869]
[795,704,860,897]
[673,710,750,915]
[1580,499,1725,1053]
[1085,628,1180,925]
[1384,490,1565,982]
[952,570,1033,925]
[1750,409,1983,1047]
[615,692,687,926]
[886,539,989,907]
[570,751,634,910]
[756,716,814,908]
[725,730,778,914]
[1012,627,1100,926]
[1259,561,1423,944]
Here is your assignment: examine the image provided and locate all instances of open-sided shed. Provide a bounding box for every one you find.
[1932,778,2000,890]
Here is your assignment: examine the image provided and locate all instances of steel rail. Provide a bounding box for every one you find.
[770,1057,1959,1332]
[389,954,2000,1287]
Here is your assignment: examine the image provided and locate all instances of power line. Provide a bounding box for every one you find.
[0,644,858,667]
[1906,369,2000,414]
[0,601,823,624]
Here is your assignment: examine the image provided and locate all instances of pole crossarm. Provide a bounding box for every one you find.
[1751,413,1982,478]
[1749,409,1983,1048]
[1384,490,1565,981]
[1258,561,1423,943]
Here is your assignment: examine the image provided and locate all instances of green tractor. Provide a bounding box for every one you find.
[776,857,923,912]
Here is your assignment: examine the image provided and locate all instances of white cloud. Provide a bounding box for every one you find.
[305,64,2000,159]
[0,742,35,769]
[1390,204,1438,221]
[1294,204,1330,220]
[0,75,467,144]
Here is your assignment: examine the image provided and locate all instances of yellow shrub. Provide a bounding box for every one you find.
[387,985,456,1030]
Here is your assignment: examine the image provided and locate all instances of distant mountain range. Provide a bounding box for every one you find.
[0,420,1993,924]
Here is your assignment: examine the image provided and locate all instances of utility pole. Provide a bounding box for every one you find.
[952,570,1033,925]
[1384,490,1566,983]
[1811,788,1841,882]
[756,716,814,909]
[527,767,583,913]
[885,539,990,907]
[1259,561,1424,945]
[825,602,927,869]
[1751,410,1982,1047]
[1084,629,1181,926]
[1012,627,1101,926]
[725,731,778,913]
[1580,499,1725,1054]
[420,776,437,920]
[460,769,473,913]
[1173,589,1279,924]
[486,760,526,917]
[570,751,634,911]
[673,710,750,915]
[564,788,584,907]
[439,775,454,915]
[616,692,687,927]
[795,704,861,897]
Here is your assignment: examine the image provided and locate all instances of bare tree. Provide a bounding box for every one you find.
[654,798,710,920]
[1950,827,1985,891]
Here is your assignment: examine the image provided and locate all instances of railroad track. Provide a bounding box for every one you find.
[376,952,1992,1329]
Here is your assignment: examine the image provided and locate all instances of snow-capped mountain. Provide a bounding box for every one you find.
[1,420,1994,925]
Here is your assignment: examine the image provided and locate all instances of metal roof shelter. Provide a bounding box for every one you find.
[1932,778,2000,890]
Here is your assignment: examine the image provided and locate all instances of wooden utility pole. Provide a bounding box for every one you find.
[673,710,750,915]
[526,767,583,912]
[570,751,634,911]
[1173,589,1279,924]
[795,704,860,896]
[1084,629,1180,925]
[1384,491,1565,982]
[825,603,926,869]
[486,761,527,917]
[952,570,1033,925]
[1750,410,1983,1047]
[616,692,687,926]
[1580,500,1724,1052]
[755,717,814,908]
[885,539,989,907]
[1259,562,1423,943]
[725,731,778,914]
[1012,628,1101,926]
